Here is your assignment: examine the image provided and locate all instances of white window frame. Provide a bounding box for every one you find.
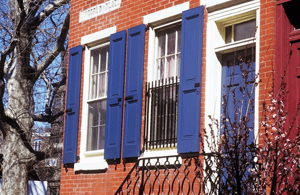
[204,0,260,153]
[75,26,116,171]
[145,2,189,83]
[142,2,189,158]
[33,139,42,151]
[86,43,109,152]
[152,20,181,82]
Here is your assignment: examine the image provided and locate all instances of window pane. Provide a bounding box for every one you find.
[177,29,181,52]
[176,54,180,77]
[167,56,175,78]
[157,33,166,58]
[157,58,165,80]
[99,126,105,150]
[91,49,99,74]
[99,73,106,97]
[167,31,176,55]
[86,100,107,151]
[99,100,107,125]
[91,127,99,150]
[90,75,98,99]
[100,47,108,72]
[234,19,256,41]
[225,25,232,44]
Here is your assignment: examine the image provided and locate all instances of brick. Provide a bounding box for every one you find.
[61,0,277,194]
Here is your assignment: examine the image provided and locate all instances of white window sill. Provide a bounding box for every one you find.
[75,150,107,171]
[74,158,108,171]
[140,148,181,166]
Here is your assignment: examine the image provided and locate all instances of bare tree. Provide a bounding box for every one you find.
[0,0,70,194]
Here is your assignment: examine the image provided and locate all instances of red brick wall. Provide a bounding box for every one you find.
[61,1,201,194]
[258,0,276,146]
[61,0,276,194]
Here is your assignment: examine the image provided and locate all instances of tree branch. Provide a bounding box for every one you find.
[17,0,25,12]
[0,38,18,73]
[35,142,63,161]
[34,11,69,82]
[28,0,46,18]
[50,76,66,108]
[0,0,28,75]
[28,0,70,30]
[32,111,64,123]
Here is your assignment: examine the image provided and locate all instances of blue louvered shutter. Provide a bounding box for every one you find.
[177,6,204,153]
[123,24,145,158]
[63,45,83,164]
[104,30,126,159]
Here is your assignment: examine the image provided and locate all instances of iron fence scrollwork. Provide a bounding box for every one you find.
[115,154,220,195]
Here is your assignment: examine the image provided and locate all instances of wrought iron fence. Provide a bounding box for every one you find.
[115,154,220,195]
[144,77,179,150]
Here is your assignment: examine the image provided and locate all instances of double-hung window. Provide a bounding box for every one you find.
[72,26,116,170]
[144,22,181,151]
[86,45,109,151]
[144,3,204,154]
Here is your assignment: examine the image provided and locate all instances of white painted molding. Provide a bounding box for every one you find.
[201,0,255,12]
[81,26,116,45]
[204,1,260,153]
[214,37,256,53]
[207,0,260,20]
[140,149,181,165]
[143,2,189,24]
[74,158,108,171]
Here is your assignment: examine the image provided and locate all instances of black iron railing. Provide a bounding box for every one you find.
[115,154,220,195]
[144,77,179,150]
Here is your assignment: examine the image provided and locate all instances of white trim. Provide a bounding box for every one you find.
[207,0,260,20]
[76,27,116,171]
[201,0,232,7]
[147,27,156,82]
[204,1,260,153]
[140,149,181,165]
[74,157,108,171]
[214,37,256,53]
[254,8,260,143]
[201,0,255,12]
[143,2,189,24]
[141,148,178,158]
[81,26,116,45]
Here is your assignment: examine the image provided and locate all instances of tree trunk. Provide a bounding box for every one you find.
[1,74,35,195]
[0,0,70,194]
[1,133,30,195]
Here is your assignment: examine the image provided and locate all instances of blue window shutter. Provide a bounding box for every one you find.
[123,24,145,158]
[177,6,204,154]
[104,30,126,159]
[63,45,83,164]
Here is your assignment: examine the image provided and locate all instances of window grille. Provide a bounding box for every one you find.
[144,77,179,150]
